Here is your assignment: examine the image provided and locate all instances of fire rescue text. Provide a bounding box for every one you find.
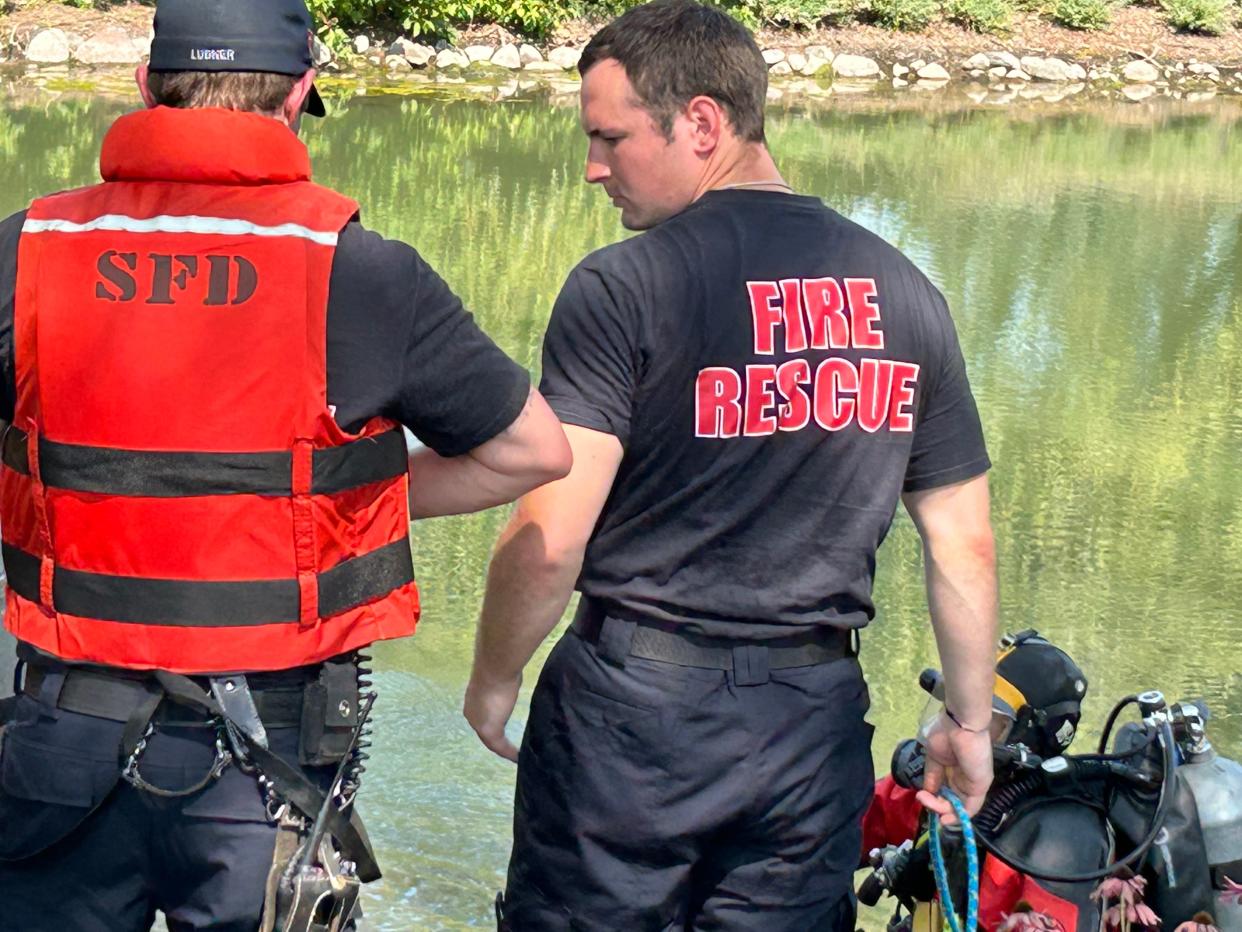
[95,251,258,306]
[695,278,920,438]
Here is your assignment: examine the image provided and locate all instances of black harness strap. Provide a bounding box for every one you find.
[1,425,407,498]
[139,671,381,883]
[2,538,414,627]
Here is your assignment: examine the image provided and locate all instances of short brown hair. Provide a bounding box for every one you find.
[579,0,767,144]
[146,71,298,114]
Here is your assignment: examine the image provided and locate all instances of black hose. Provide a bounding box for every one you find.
[1098,694,1140,755]
[977,721,1177,884]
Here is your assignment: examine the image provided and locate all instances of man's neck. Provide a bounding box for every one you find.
[692,144,789,201]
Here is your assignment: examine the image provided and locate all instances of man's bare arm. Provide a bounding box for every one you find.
[407,387,573,519]
[464,425,624,760]
[902,473,999,817]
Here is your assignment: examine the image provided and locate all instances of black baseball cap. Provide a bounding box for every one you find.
[149,0,326,117]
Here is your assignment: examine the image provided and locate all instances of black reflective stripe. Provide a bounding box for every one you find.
[312,428,407,496]
[0,427,406,497]
[1,540,414,627]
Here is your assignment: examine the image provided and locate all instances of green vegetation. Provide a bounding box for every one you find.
[1161,0,1233,33]
[45,0,1242,39]
[1050,0,1114,28]
[944,0,1012,31]
[865,0,939,29]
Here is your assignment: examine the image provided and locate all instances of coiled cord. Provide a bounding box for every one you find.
[338,650,376,806]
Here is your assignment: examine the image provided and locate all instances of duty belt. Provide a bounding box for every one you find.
[22,665,304,727]
[572,599,858,687]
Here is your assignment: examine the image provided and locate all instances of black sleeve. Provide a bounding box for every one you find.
[327,222,530,459]
[538,262,639,446]
[0,210,24,424]
[903,283,991,493]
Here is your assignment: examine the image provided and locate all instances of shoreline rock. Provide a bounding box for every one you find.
[2,15,1240,102]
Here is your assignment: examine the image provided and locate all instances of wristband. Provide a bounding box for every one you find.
[945,707,991,735]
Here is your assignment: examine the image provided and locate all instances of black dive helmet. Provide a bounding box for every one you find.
[918,629,1088,757]
[993,629,1088,756]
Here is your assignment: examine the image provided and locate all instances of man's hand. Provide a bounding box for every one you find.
[464,671,523,762]
[915,711,994,823]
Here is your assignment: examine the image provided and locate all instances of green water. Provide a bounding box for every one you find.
[2,86,1241,930]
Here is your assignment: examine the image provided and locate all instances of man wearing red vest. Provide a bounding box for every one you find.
[0,0,570,928]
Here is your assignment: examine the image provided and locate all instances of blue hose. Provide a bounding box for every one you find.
[928,788,979,932]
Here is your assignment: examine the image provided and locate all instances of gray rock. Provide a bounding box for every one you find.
[917,63,950,81]
[407,43,435,67]
[987,51,1021,72]
[1186,89,1217,102]
[1122,83,1156,100]
[805,44,833,61]
[801,54,831,77]
[963,53,991,71]
[1006,68,1029,81]
[1123,60,1159,84]
[26,28,71,64]
[832,54,880,79]
[519,43,543,64]
[966,88,988,103]
[892,77,909,88]
[353,35,370,54]
[523,60,563,73]
[465,44,495,63]
[1020,56,1079,82]
[988,67,1007,80]
[770,61,793,76]
[911,59,927,71]
[434,48,469,69]
[311,35,333,67]
[762,48,786,66]
[74,27,146,64]
[968,69,986,78]
[893,63,909,77]
[492,44,522,70]
[385,55,411,71]
[549,46,581,69]
[787,52,807,73]
[1188,62,1220,78]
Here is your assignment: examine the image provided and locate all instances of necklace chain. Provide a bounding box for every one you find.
[717,180,795,193]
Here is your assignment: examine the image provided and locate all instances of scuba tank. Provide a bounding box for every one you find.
[1166,699,1242,931]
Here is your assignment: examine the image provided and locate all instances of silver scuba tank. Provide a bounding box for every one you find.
[1173,702,1242,931]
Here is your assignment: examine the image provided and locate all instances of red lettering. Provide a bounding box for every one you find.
[695,367,743,437]
[888,361,920,431]
[779,279,808,353]
[813,358,858,431]
[747,281,781,355]
[775,359,811,432]
[845,278,884,350]
[744,365,778,437]
[857,358,895,432]
[803,277,849,349]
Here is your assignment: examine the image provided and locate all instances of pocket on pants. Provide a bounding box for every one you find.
[0,723,119,861]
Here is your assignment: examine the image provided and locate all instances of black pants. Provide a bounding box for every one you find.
[504,623,875,932]
[0,692,331,932]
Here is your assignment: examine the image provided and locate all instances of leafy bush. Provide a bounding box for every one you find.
[867,0,938,30]
[1161,0,1232,33]
[1051,0,1113,28]
[944,0,1012,30]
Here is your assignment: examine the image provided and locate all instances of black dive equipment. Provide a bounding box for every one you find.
[861,630,1242,931]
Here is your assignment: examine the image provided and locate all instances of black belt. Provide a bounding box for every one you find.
[572,600,856,687]
[22,664,305,727]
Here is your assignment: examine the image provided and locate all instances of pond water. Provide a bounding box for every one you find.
[1,84,1240,930]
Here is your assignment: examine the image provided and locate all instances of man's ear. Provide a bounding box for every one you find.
[282,69,317,126]
[685,95,725,157]
[135,62,157,109]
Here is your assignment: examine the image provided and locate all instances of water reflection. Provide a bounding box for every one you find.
[0,87,1239,930]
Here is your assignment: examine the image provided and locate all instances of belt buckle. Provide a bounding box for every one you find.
[732,644,770,686]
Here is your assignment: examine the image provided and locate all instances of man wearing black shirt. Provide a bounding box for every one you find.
[0,0,569,926]
[466,2,997,929]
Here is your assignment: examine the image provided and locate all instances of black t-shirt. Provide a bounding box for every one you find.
[540,189,990,639]
[0,211,529,455]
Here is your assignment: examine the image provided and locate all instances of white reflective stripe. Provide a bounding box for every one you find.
[21,213,339,246]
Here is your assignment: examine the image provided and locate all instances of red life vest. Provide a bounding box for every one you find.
[0,107,420,674]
